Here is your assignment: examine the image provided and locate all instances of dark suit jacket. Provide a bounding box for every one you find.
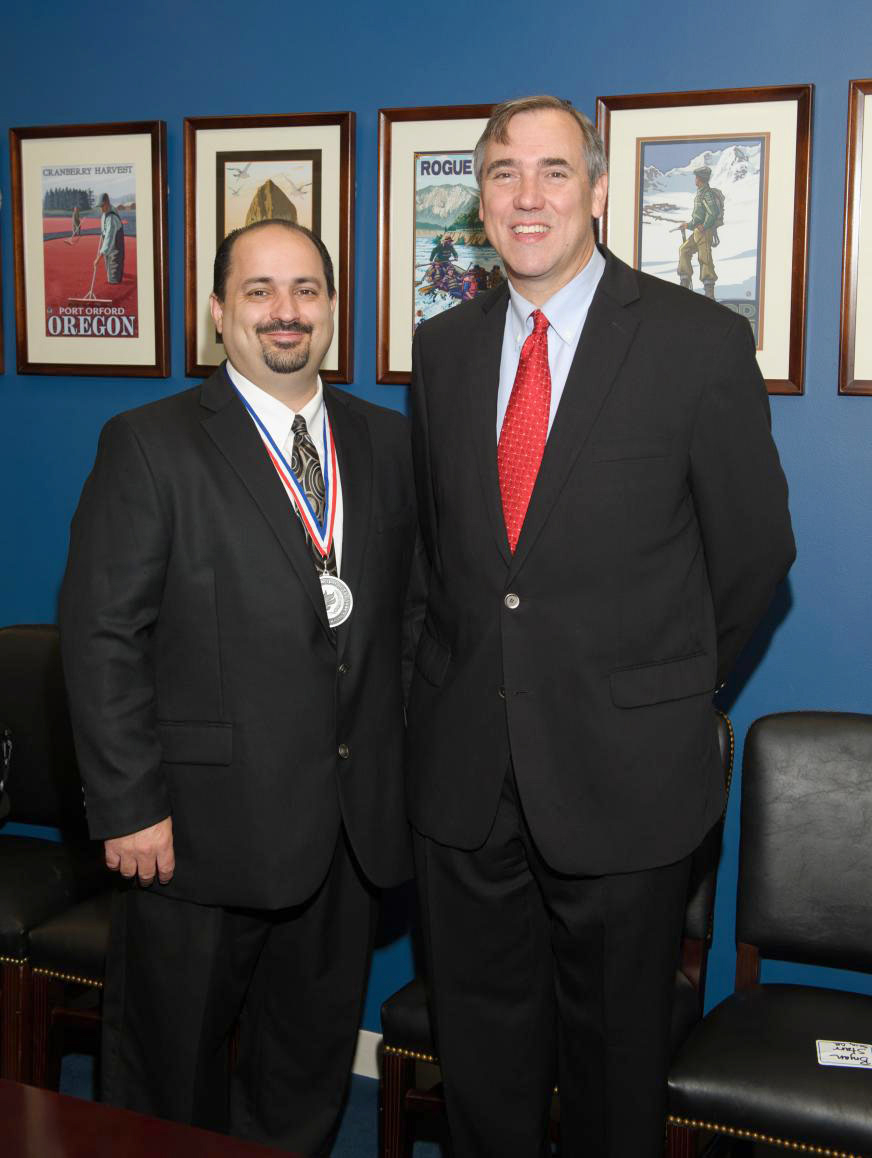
[407,248,795,876]
[59,367,417,909]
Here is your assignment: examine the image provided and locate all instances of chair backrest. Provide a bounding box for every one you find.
[0,624,87,833]
[684,711,734,941]
[736,711,872,974]
[679,711,734,994]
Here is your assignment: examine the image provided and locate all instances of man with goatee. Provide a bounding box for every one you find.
[61,220,418,1154]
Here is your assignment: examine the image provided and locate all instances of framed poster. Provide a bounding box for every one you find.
[377,103,495,384]
[185,112,354,381]
[597,85,812,395]
[9,120,169,377]
[839,78,872,395]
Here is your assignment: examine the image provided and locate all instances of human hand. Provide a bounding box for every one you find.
[104,817,175,886]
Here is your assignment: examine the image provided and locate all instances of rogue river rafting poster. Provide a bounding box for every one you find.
[377,103,493,382]
[413,151,502,332]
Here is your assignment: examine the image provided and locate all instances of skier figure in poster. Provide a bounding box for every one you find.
[677,165,722,298]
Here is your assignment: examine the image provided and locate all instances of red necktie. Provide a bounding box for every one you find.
[498,309,551,553]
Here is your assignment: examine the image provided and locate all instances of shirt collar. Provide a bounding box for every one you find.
[506,246,606,346]
[225,361,325,450]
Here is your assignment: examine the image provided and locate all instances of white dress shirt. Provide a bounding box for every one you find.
[496,247,606,440]
[226,362,344,574]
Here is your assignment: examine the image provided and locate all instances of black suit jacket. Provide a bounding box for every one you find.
[407,248,795,875]
[59,367,417,909]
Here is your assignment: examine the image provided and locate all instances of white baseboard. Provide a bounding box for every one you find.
[352,1028,382,1080]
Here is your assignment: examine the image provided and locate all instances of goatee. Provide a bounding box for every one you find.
[256,322,312,374]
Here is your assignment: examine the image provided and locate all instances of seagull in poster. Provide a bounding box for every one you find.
[279,176,312,199]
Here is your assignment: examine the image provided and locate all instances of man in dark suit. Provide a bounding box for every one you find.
[59,220,418,1154]
[408,96,795,1157]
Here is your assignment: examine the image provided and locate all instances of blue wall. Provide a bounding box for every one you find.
[3,0,872,1032]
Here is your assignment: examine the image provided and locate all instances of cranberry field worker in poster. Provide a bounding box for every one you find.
[41,163,138,338]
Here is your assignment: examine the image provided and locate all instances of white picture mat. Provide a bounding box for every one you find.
[853,93,872,380]
[21,133,157,366]
[388,117,488,373]
[194,124,343,371]
[606,100,800,381]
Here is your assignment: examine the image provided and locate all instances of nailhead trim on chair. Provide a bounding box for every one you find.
[0,955,27,966]
[383,1043,438,1064]
[383,1044,561,1095]
[668,1113,861,1156]
[31,966,102,989]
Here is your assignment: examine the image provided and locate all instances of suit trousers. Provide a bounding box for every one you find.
[101,829,376,1156]
[414,770,691,1158]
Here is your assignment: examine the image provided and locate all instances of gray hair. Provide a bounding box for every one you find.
[473,95,608,189]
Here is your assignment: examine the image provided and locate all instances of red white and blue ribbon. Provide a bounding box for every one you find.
[232,381,337,562]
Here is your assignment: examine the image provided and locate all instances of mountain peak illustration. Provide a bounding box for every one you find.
[415,183,479,227]
[245,179,297,226]
[642,144,761,195]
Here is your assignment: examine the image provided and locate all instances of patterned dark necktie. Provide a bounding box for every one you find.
[497,309,551,553]
[289,413,337,577]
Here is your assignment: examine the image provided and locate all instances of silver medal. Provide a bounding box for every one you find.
[320,573,354,628]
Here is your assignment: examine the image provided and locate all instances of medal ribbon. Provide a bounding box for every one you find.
[232,382,338,561]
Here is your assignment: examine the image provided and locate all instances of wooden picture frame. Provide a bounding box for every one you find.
[597,85,812,395]
[9,120,169,377]
[185,111,354,382]
[377,103,495,384]
[839,78,872,395]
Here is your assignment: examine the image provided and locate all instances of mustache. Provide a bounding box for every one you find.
[255,321,314,336]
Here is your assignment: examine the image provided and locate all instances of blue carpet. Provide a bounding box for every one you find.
[59,1055,444,1156]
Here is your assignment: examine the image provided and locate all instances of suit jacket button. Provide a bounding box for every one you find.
[338,662,350,675]
[504,593,520,610]
[498,686,506,699]
[338,743,350,759]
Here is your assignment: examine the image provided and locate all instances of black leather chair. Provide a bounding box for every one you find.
[379,711,734,1158]
[28,889,114,1088]
[668,711,872,1158]
[0,624,104,1080]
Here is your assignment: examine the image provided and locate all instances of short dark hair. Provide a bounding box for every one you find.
[473,95,608,188]
[212,219,336,302]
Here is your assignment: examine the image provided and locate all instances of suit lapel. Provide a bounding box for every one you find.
[465,283,512,566]
[508,252,641,579]
[324,386,372,655]
[199,367,332,638]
